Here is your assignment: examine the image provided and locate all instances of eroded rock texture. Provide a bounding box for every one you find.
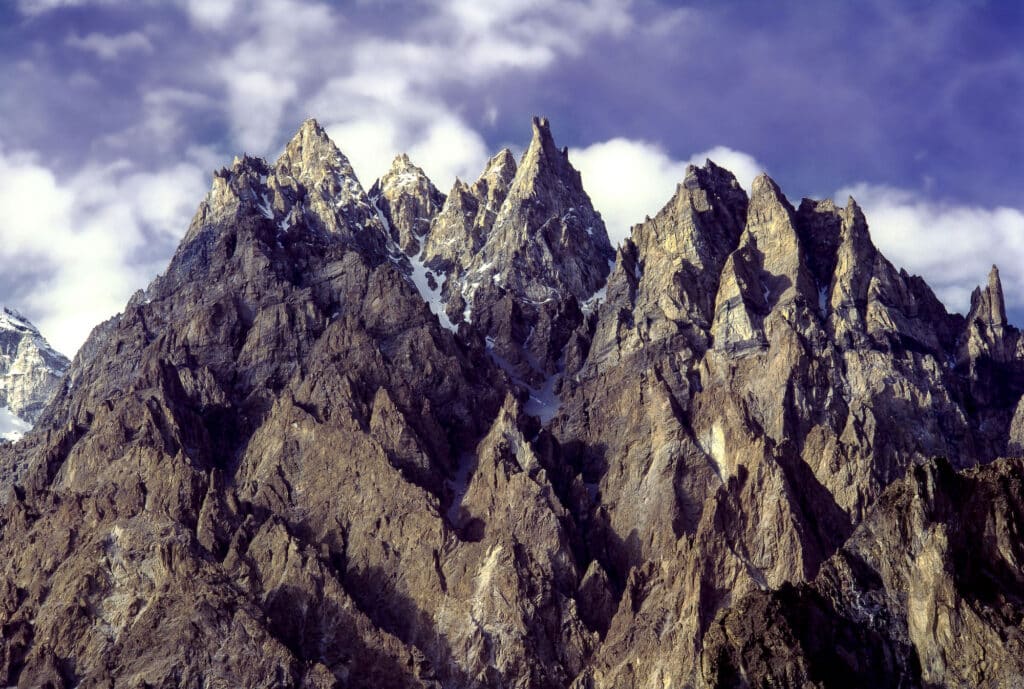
[1,118,1022,689]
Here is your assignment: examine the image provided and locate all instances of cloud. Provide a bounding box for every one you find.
[184,0,238,29]
[224,71,298,154]
[571,139,766,247]
[0,148,208,356]
[211,0,335,153]
[836,183,1024,320]
[66,31,154,60]
[204,0,635,185]
[17,0,95,14]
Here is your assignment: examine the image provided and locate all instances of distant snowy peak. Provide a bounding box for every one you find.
[0,306,69,431]
[0,306,40,335]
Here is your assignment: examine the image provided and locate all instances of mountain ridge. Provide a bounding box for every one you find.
[0,117,1021,689]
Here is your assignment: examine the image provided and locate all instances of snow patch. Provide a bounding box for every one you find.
[374,200,457,333]
[582,285,607,315]
[524,372,561,424]
[384,170,424,191]
[256,193,274,219]
[581,260,616,315]
[0,406,31,442]
[818,286,829,315]
[408,250,457,333]
[485,337,563,424]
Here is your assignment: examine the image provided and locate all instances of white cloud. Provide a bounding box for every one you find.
[321,118,400,188]
[836,183,1024,318]
[225,71,298,154]
[570,139,688,247]
[185,0,238,28]
[205,0,635,188]
[214,0,334,153]
[406,118,490,188]
[571,139,766,247]
[66,31,154,60]
[0,148,207,356]
[434,0,633,71]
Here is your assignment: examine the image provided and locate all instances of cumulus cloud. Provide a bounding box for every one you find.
[837,183,1024,319]
[571,139,766,247]
[0,148,208,355]
[66,31,154,60]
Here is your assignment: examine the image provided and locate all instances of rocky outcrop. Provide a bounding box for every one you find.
[702,455,1024,689]
[553,164,1024,687]
[432,117,615,385]
[0,307,68,427]
[0,117,1022,689]
[423,149,516,274]
[369,154,446,257]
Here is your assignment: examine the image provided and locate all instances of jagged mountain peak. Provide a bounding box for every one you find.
[370,152,445,256]
[969,263,1008,328]
[688,158,745,190]
[474,147,517,193]
[514,115,582,196]
[374,153,436,194]
[391,151,414,168]
[486,147,517,173]
[277,118,361,185]
[290,117,335,151]
[0,307,39,335]
[749,172,792,208]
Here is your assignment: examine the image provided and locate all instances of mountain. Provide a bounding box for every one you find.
[0,118,1022,689]
[0,307,68,438]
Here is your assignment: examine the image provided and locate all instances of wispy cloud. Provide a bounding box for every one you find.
[66,30,153,60]
[0,147,208,355]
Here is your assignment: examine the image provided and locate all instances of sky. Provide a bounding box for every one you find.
[0,0,1022,355]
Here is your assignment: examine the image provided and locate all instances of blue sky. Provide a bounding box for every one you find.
[0,0,1022,354]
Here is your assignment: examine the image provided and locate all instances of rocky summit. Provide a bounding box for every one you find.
[0,117,1022,689]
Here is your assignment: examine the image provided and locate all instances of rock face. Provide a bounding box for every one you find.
[428,117,615,391]
[0,307,68,427]
[1,118,1023,689]
[369,154,446,257]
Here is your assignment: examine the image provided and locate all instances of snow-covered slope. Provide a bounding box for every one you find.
[0,306,69,429]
